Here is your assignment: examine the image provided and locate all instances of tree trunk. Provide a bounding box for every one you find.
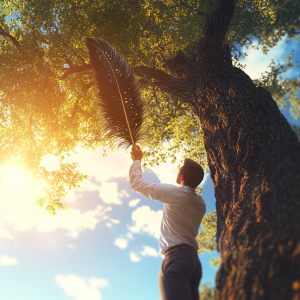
[136,0,300,299]
[197,38,300,299]
[199,69,300,299]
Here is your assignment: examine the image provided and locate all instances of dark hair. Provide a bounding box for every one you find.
[180,158,204,188]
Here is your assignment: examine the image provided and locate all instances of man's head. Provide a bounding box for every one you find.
[176,158,204,188]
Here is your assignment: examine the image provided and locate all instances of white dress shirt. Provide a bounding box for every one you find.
[129,160,206,254]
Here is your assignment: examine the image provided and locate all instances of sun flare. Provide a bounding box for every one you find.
[0,164,45,205]
[7,166,27,187]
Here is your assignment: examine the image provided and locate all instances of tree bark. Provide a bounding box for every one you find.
[0,26,21,48]
[137,0,300,299]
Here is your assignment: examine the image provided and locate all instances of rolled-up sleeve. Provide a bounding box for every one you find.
[129,160,172,202]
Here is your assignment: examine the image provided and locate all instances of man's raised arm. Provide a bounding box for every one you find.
[129,146,168,202]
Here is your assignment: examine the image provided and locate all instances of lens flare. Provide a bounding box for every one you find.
[0,165,45,205]
[7,166,26,186]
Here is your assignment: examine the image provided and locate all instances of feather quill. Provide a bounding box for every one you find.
[85,37,146,149]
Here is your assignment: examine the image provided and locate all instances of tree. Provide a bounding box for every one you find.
[157,2,300,299]
[1,0,299,213]
[1,0,300,298]
[262,0,300,51]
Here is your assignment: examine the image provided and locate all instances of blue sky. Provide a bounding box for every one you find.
[0,37,299,300]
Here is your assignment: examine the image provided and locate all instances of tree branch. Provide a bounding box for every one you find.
[60,63,193,105]
[70,82,94,118]
[63,55,74,68]
[142,15,151,35]
[60,64,92,79]
[32,27,39,49]
[196,0,235,75]
[197,0,235,55]
[133,66,194,103]
[0,26,21,48]
[170,1,209,18]
[63,44,86,64]
[193,8,209,18]
[52,25,86,64]
[71,100,80,118]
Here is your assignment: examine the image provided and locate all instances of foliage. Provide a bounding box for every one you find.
[254,52,300,119]
[141,87,207,170]
[199,282,216,300]
[210,256,221,269]
[261,0,300,51]
[0,0,299,212]
[197,210,217,254]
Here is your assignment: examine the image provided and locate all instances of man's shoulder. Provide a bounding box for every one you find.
[158,183,181,190]
[154,183,184,196]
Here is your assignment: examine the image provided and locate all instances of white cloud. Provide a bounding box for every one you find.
[99,182,127,205]
[0,255,18,266]
[68,244,76,250]
[40,155,60,172]
[63,147,132,183]
[55,274,109,300]
[129,251,141,263]
[129,206,163,239]
[110,218,120,224]
[240,36,297,80]
[128,199,140,207]
[121,189,130,198]
[64,190,78,203]
[0,227,14,239]
[106,217,121,228]
[63,181,100,204]
[41,147,133,204]
[151,162,178,185]
[88,278,110,289]
[40,144,181,191]
[139,246,159,257]
[42,146,132,182]
[0,201,111,239]
[114,238,128,250]
[82,181,100,192]
[126,232,134,240]
[200,172,210,187]
[127,246,159,263]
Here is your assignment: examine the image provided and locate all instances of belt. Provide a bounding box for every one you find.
[164,244,194,255]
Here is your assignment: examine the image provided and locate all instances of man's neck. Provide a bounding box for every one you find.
[179,182,196,191]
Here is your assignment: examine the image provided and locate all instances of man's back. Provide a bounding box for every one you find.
[161,185,206,253]
[129,161,206,254]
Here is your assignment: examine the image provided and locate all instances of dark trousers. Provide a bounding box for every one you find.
[159,247,202,300]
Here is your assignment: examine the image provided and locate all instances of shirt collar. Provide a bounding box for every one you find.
[181,186,196,193]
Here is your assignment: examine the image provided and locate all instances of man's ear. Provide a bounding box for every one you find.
[180,175,184,181]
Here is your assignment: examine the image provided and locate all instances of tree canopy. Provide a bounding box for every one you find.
[0,0,299,213]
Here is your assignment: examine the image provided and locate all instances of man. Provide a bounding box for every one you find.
[130,145,206,300]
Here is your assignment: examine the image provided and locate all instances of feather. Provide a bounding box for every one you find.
[85,37,146,149]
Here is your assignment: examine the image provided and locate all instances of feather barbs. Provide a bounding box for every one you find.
[85,37,146,149]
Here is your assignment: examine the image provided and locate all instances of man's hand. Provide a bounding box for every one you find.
[131,145,143,161]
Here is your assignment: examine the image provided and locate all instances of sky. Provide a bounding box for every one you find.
[0,36,299,300]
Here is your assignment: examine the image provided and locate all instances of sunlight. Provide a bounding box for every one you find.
[0,164,45,206]
[7,166,27,187]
